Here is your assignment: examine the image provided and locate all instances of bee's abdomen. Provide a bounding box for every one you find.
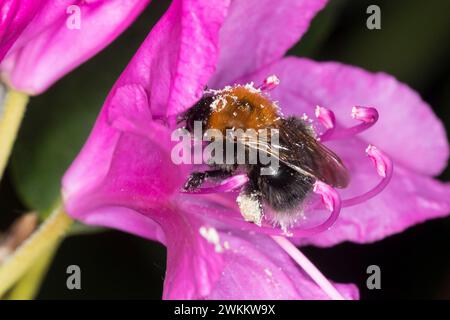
[251,163,314,212]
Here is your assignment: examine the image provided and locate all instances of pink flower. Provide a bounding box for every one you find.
[0,0,41,62]
[62,0,450,299]
[0,0,150,94]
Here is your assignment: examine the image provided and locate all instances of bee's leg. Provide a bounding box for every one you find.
[183,169,233,191]
[183,172,207,191]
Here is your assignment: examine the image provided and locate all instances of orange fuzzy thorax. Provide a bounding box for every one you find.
[207,85,281,133]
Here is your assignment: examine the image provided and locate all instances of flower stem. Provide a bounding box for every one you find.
[0,88,29,181]
[271,235,345,300]
[5,241,59,300]
[0,206,72,298]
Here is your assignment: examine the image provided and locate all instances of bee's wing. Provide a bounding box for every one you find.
[234,118,350,188]
[278,120,350,188]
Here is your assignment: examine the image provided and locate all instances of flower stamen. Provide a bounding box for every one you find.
[315,105,336,141]
[309,180,342,233]
[342,145,393,207]
[258,75,280,91]
[316,106,379,141]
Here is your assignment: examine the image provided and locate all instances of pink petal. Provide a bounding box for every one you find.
[300,138,450,247]
[64,120,222,299]
[238,57,449,176]
[209,0,328,88]
[87,207,224,300]
[1,0,150,94]
[205,231,358,299]
[63,0,230,211]
[63,82,190,220]
[72,205,166,244]
[0,0,42,62]
[63,123,186,220]
[116,0,229,117]
[62,1,232,299]
[65,202,224,300]
[162,214,224,300]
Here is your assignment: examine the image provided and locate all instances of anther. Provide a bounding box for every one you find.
[342,145,393,207]
[258,75,280,91]
[317,106,379,141]
[366,144,388,177]
[351,106,379,123]
[315,106,336,130]
[315,106,336,141]
[313,180,338,213]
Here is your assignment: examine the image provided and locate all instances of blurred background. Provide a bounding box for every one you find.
[0,0,449,299]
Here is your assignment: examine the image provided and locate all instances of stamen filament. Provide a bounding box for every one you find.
[271,235,345,300]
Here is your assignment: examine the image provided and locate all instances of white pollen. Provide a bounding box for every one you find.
[236,192,263,226]
[210,95,228,111]
[265,75,280,86]
[282,229,294,237]
[199,226,223,253]
[222,85,233,93]
[264,268,273,277]
[244,82,261,93]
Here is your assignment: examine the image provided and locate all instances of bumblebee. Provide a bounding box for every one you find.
[180,83,349,227]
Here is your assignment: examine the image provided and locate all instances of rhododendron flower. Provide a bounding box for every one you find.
[0,0,150,94]
[62,0,450,299]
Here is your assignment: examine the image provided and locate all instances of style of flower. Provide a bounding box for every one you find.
[62,0,450,299]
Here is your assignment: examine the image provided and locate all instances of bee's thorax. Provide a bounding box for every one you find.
[206,84,281,133]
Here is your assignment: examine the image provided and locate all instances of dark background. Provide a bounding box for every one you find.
[1,0,449,299]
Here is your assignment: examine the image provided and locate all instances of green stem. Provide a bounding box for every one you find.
[5,242,59,300]
[0,206,72,298]
[0,89,29,181]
